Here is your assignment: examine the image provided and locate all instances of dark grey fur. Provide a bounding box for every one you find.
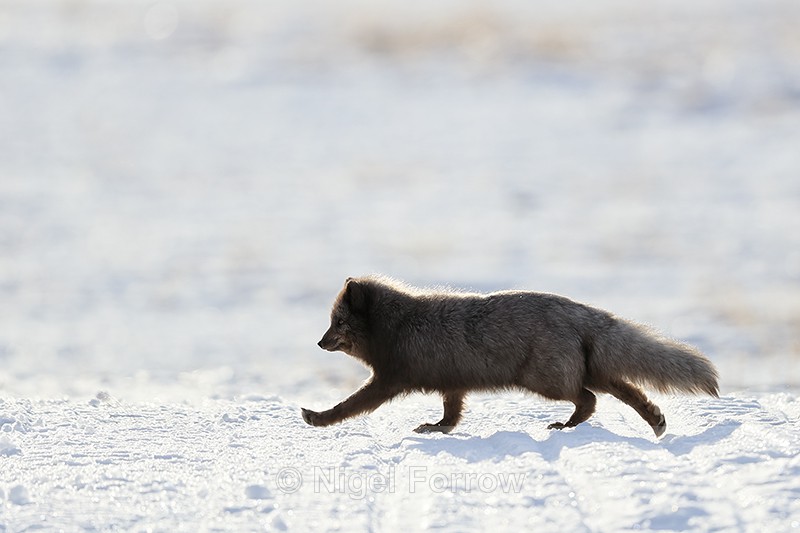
[301,275,719,437]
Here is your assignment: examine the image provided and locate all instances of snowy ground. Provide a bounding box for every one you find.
[1,0,800,531]
[2,392,799,531]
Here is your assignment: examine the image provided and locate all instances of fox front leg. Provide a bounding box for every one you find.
[414,391,465,434]
[301,379,398,427]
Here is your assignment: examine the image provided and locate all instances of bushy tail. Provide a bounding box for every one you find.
[588,318,719,396]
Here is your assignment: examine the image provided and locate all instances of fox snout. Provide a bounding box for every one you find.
[318,328,340,351]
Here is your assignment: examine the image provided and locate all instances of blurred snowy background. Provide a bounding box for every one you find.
[1,0,798,399]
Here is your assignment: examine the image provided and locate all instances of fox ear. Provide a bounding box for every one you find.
[344,278,368,312]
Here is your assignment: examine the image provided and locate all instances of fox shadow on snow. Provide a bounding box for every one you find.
[404,422,741,463]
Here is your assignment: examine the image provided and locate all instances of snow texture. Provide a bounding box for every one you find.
[1,0,799,531]
[1,393,799,531]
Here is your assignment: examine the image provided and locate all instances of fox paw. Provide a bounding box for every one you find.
[652,414,667,437]
[547,422,567,430]
[414,423,454,434]
[301,408,323,427]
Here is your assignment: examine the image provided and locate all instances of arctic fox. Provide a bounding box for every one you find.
[301,276,719,437]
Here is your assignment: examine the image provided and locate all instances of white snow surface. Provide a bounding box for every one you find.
[1,0,800,531]
[1,392,799,531]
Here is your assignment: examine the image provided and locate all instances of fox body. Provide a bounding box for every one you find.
[301,276,719,437]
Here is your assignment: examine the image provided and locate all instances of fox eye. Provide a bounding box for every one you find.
[336,318,345,327]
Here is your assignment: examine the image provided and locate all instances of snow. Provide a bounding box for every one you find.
[1,393,799,530]
[1,0,799,531]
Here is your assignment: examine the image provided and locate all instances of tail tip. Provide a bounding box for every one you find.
[703,381,720,398]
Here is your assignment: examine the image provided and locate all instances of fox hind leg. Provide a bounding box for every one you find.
[414,391,465,434]
[547,388,597,431]
[603,380,666,437]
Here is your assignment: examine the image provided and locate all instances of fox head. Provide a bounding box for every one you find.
[318,277,370,357]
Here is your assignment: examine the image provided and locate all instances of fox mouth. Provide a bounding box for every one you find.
[320,343,341,352]
[318,338,347,352]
